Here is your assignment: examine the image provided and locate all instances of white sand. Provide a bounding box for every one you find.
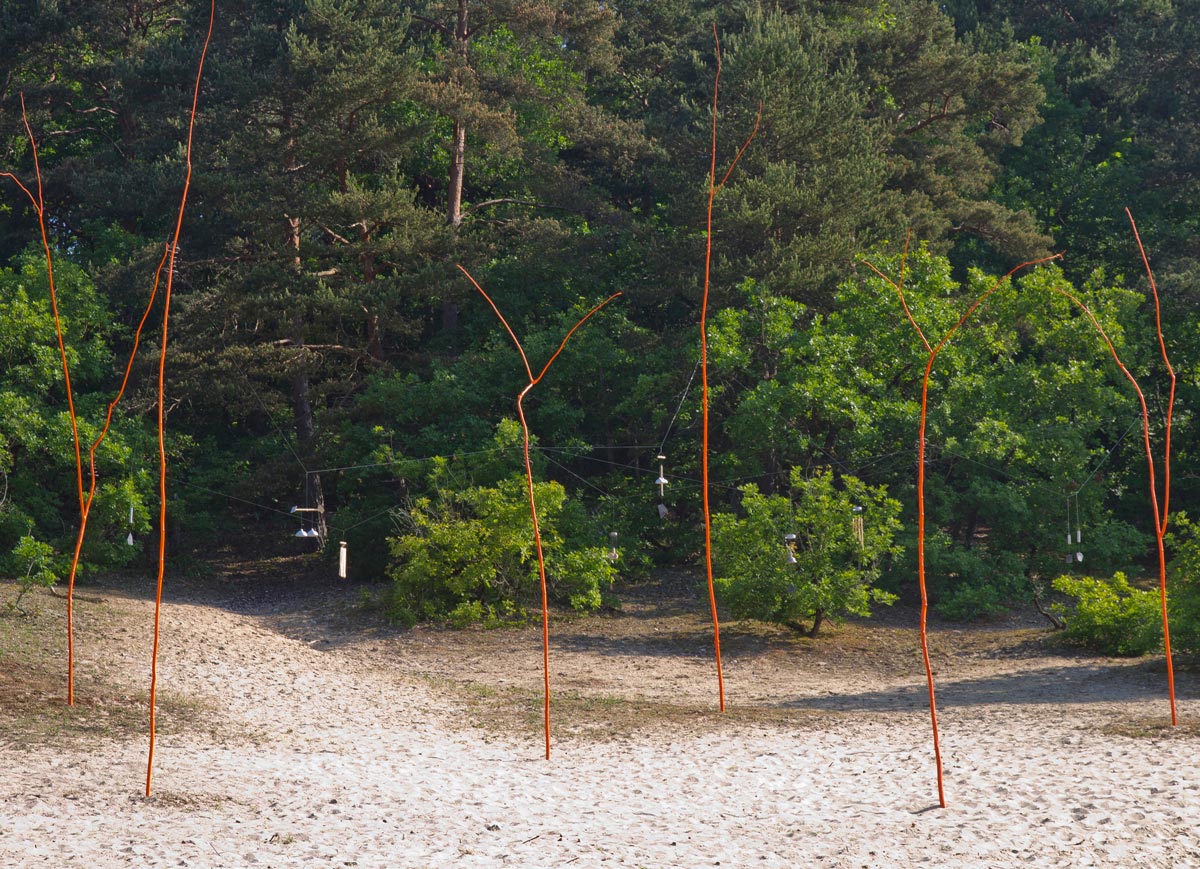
[2,584,1198,868]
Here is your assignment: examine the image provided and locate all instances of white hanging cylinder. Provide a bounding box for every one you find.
[339,541,348,579]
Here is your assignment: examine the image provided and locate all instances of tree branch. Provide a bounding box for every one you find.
[462,197,580,216]
[320,223,353,245]
[899,96,955,137]
[411,13,451,36]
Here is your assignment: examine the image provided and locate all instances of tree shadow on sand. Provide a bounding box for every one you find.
[783,661,1190,713]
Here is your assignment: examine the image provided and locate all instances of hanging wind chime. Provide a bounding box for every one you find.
[655,454,669,519]
[852,505,865,550]
[291,505,321,538]
[1065,493,1083,564]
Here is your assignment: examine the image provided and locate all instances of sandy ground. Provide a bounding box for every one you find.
[1,565,1198,868]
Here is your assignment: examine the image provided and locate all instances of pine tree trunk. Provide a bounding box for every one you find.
[442,0,470,332]
[448,117,466,228]
[285,123,326,544]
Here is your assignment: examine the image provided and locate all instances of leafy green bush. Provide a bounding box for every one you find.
[1165,515,1200,654]
[387,469,616,626]
[0,247,155,573]
[7,534,65,613]
[1051,572,1162,656]
[712,467,901,636]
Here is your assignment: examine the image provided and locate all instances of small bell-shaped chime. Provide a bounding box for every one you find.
[291,505,321,538]
[655,454,668,496]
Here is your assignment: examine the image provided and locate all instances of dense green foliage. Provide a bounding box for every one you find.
[386,421,616,625]
[1,2,1196,632]
[712,467,900,636]
[1051,572,1163,656]
[6,534,63,613]
[1051,515,1200,657]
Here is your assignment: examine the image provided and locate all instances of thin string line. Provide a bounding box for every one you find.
[657,358,701,458]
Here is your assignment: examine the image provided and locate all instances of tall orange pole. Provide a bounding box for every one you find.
[146,0,215,797]
[701,27,760,712]
[865,247,1063,808]
[1,97,87,705]
[1127,209,1177,726]
[59,246,170,704]
[459,264,619,759]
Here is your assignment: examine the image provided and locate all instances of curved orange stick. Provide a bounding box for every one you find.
[1126,208,1177,725]
[866,249,1063,808]
[146,0,215,797]
[1,95,87,704]
[458,263,620,760]
[701,26,761,713]
[1020,285,1176,726]
[59,245,170,705]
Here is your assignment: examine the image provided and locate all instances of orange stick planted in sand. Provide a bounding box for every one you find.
[1125,208,1177,726]
[1,95,88,705]
[1024,276,1175,725]
[146,0,216,797]
[62,246,170,705]
[458,264,620,760]
[863,243,1063,808]
[700,25,761,712]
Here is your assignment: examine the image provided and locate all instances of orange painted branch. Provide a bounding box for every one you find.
[701,24,725,715]
[1,94,87,706]
[147,0,215,797]
[914,363,943,808]
[866,251,1063,809]
[1127,212,1177,528]
[456,265,534,382]
[1047,284,1172,723]
[862,230,930,353]
[716,102,762,191]
[1126,209,1177,726]
[699,24,759,714]
[61,245,170,705]
[460,263,619,759]
[16,95,85,519]
[1127,212,1176,526]
[515,389,551,760]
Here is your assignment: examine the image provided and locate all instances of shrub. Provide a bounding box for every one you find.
[387,472,616,626]
[1165,515,1200,654]
[712,467,901,636]
[1051,572,1162,656]
[7,534,64,613]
